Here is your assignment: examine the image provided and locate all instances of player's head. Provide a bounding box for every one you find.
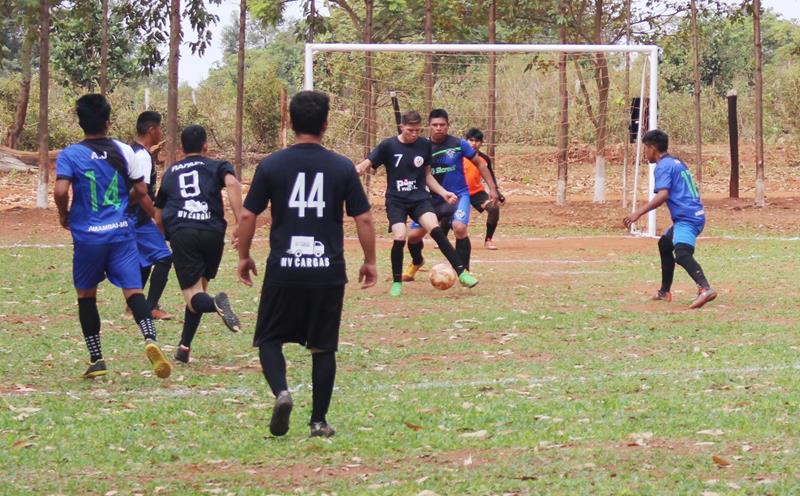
[465,127,484,152]
[428,108,449,143]
[136,111,162,144]
[642,129,668,162]
[181,124,208,155]
[75,93,111,136]
[290,90,329,137]
[399,110,422,143]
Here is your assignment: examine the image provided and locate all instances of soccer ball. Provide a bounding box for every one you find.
[429,263,457,290]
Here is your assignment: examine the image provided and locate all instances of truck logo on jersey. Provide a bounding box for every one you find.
[395,179,417,192]
[281,236,331,268]
[414,156,424,167]
[178,199,211,220]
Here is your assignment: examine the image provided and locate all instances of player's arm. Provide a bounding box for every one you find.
[623,189,669,228]
[471,153,498,201]
[224,173,243,223]
[354,210,377,289]
[236,207,258,287]
[54,179,71,230]
[355,158,373,176]
[425,166,457,204]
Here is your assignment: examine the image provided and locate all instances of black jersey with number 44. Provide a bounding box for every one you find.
[155,155,235,239]
[244,143,371,288]
[368,136,432,202]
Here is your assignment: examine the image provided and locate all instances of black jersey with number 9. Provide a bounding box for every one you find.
[244,143,371,288]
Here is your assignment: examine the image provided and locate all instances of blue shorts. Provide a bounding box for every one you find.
[73,240,142,290]
[411,191,471,229]
[665,221,704,247]
[136,221,171,268]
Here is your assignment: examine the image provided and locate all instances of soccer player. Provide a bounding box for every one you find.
[403,109,498,279]
[623,129,717,309]
[154,125,243,364]
[130,111,173,319]
[236,90,377,438]
[355,110,477,296]
[54,94,171,379]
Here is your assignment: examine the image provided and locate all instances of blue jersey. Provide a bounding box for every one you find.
[56,139,144,244]
[430,135,477,195]
[653,154,705,225]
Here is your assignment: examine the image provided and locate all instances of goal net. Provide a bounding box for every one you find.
[304,43,659,236]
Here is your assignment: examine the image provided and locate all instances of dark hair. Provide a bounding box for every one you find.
[400,110,422,125]
[428,108,449,123]
[75,94,111,135]
[290,90,329,136]
[181,125,207,154]
[465,127,484,141]
[642,129,669,153]
[136,111,162,136]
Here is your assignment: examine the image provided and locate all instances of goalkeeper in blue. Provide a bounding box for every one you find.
[623,129,717,309]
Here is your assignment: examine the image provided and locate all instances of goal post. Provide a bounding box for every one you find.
[304,43,660,237]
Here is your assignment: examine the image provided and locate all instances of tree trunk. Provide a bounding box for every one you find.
[691,0,702,189]
[753,0,765,206]
[424,0,433,118]
[363,0,374,191]
[556,3,568,206]
[100,0,109,95]
[6,26,34,149]
[308,0,315,43]
[37,0,49,209]
[593,52,609,203]
[166,0,181,166]
[622,0,631,208]
[234,0,246,179]
[487,0,497,164]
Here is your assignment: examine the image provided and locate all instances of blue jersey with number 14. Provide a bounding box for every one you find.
[654,154,705,226]
[56,139,143,245]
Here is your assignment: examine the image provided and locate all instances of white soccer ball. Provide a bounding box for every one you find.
[429,263,457,290]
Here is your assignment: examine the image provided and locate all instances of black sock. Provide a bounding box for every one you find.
[658,235,676,293]
[455,237,472,271]
[78,297,102,362]
[259,343,288,397]
[147,257,172,310]
[429,227,465,275]
[127,293,156,341]
[408,240,424,266]
[675,243,710,290]
[440,217,452,237]
[391,240,405,283]
[140,266,152,289]
[180,306,202,348]
[486,206,499,240]
[311,351,336,424]
[190,292,217,313]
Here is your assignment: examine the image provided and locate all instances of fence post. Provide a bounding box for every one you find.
[727,90,739,199]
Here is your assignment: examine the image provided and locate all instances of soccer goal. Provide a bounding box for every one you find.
[304,43,660,236]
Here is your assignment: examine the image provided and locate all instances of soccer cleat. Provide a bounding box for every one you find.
[651,290,672,302]
[401,261,424,282]
[82,359,107,379]
[484,238,498,250]
[309,421,336,438]
[269,391,293,437]
[174,345,190,364]
[689,287,717,309]
[144,339,172,379]
[151,307,173,320]
[390,282,402,297]
[458,270,479,288]
[214,292,240,333]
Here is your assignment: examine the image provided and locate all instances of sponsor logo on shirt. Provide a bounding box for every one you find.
[90,151,108,160]
[432,166,455,175]
[414,156,424,167]
[87,220,129,232]
[178,199,211,220]
[396,179,418,192]
[281,236,331,268]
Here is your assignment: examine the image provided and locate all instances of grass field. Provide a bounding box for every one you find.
[3,205,800,495]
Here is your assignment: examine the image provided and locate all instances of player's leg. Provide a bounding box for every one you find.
[387,202,410,296]
[451,192,474,271]
[403,224,427,281]
[417,212,477,287]
[484,201,500,250]
[146,255,173,319]
[672,222,716,308]
[654,227,676,301]
[73,243,108,378]
[136,222,173,319]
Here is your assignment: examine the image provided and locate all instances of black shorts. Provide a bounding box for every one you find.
[169,228,225,290]
[253,285,345,351]
[386,198,435,229]
[470,191,490,213]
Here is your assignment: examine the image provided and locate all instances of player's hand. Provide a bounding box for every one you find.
[230,230,239,249]
[488,187,498,203]
[442,191,457,205]
[58,212,69,230]
[623,213,640,228]
[358,262,377,289]
[237,256,258,287]
[497,191,506,205]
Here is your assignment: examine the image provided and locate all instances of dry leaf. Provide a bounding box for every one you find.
[404,421,424,431]
[460,430,488,439]
[697,429,724,436]
[712,455,731,467]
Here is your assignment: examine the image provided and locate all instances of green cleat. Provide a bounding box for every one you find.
[390,282,402,297]
[458,270,479,288]
[82,359,107,379]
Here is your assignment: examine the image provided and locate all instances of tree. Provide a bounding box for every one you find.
[690,0,702,188]
[235,0,246,178]
[753,0,765,206]
[37,0,49,209]
[5,12,36,148]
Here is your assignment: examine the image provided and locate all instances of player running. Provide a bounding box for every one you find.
[623,129,717,309]
[355,110,477,296]
[54,94,171,379]
[404,109,498,279]
[237,90,377,438]
[154,125,243,364]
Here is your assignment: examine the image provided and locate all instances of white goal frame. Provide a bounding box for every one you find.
[304,43,660,237]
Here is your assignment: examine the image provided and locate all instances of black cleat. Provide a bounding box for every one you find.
[214,293,240,333]
[309,421,336,438]
[269,391,293,437]
[175,345,190,364]
[82,359,107,379]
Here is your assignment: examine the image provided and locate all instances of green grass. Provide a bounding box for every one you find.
[3,231,800,495]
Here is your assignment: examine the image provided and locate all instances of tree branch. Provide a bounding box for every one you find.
[573,59,598,130]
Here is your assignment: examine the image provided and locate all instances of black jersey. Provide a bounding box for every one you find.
[155,155,235,239]
[367,136,432,202]
[244,143,371,288]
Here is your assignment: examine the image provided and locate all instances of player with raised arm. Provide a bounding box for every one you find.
[624,129,717,309]
[403,109,498,280]
[54,94,171,379]
[355,110,477,296]
[237,91,377,438]
[130,111,173,319]
[154,125,243,364]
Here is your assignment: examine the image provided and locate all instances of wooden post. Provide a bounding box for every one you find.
[622,0,631,208]
[308,0,315,43]
[279,87,288,149]
[424,0,433,118]
[100,0,109,95]
[363,0,374,190]
[487,0,497,163]
[753,0,765,206]
[36,0,49,209]
[166,0,181,166]
[727,90,739,199]
[556,1,568,206]
[691,0,702,188]
[234,0,246,179]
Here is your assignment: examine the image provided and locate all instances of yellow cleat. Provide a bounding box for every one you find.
[401,261,424,282]
[145,339,172,379]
